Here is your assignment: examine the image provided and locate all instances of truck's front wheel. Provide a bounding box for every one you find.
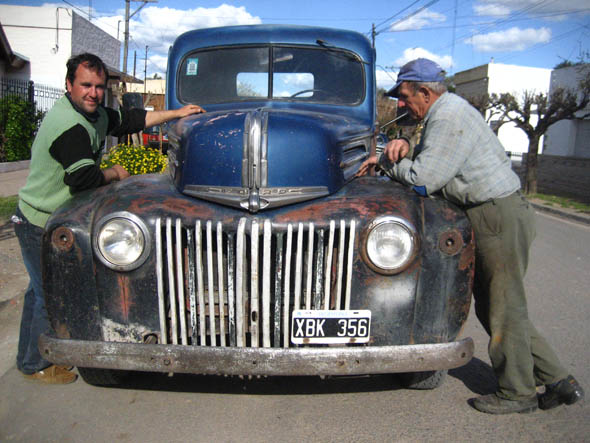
[397,370,447,390]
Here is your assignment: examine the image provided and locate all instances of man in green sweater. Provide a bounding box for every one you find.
[14,53,205,384]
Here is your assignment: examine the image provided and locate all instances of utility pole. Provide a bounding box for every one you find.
[122,0,157,74]
[144,45,149,94]
[371,23,376,49]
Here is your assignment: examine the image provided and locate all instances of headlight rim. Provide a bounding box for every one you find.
[361,215,419,275]
[93,211,151,272]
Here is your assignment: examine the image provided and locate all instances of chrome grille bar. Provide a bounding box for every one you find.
[155,218,167,344]
[176,219,188,345]
[262,220,272,348]
[166,218,178,344]
[205,221,216,346]
[282,224,293,348]
[155,217,356,348]
[195,221,206,345]
[216,222,226,346]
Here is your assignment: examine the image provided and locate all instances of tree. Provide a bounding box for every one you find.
[464,93,510,133]
[488,66,590,194]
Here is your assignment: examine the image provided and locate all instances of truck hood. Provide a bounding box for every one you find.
[168,108,371,212]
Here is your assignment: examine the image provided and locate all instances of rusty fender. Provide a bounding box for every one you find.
[39,334,473,376]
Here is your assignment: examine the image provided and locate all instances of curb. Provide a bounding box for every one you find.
[0,160,30,173]
[530,202,590,226]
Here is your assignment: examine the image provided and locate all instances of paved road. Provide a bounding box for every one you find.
[0,211,588,442]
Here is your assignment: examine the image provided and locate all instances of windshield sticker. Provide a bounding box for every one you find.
[186,58,198,76]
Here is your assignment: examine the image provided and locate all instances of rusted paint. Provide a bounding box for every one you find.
[458,232,476,271]
[438,229,464,256]
[51,227,75,252]
[116,274,133,320]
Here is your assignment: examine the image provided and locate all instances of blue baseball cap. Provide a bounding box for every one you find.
[386,58,445,98]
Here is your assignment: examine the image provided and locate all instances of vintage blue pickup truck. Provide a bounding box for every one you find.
[39,24,475,389]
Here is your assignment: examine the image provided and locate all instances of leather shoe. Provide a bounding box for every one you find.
[22,365,77,384]
[539,375,584,410]
[471,393,538,414]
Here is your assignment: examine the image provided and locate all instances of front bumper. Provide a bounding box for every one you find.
[39,334,473,376]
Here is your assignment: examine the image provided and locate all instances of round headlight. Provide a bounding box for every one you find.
[364,216,418,274]
[94,213,151,271]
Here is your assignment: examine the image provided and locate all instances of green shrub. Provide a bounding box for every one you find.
[0,195,18,222]
[0,95,44,162]
[100,143,168,175]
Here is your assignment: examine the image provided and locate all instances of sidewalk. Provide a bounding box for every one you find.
[0,167,29,198]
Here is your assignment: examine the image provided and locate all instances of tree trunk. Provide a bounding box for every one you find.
[524,135,540,194]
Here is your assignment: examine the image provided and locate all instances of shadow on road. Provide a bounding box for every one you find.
[77,357,498,396]
[0,221,15,241]
[449,357,497,395]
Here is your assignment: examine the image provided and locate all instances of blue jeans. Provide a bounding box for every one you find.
[14,207,52,374]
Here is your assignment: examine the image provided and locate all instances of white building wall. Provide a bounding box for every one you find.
[544,64,590,158]
[0,5,121,90]
[454,63,552,155]
[127,78,166,94]
[0,6,72,88]
[487,63,551,155]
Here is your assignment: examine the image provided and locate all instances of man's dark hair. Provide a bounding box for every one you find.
[66,53,109,86]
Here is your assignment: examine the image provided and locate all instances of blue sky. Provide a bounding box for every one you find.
[2,0,589,90]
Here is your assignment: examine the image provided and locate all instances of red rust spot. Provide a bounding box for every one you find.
[458,231,475,271]
[51,227,75,252]
[117,274,133,320]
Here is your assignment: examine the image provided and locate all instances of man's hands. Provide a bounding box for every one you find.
[356,138,411,177]
[176,104,206,118]
[102,164,130,184]
[357,156,378,177]
[383,138,410,163]
[144,105,206,128]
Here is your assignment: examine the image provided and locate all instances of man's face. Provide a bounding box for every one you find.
[66,63,106,114]
[397,82,429,121]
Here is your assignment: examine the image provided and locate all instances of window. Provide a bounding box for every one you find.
[178,45,364,105]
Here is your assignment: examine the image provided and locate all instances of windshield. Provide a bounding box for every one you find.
[178,45,365,105]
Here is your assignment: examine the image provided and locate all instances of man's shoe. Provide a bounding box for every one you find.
[471,393,538,414]
[539,375,584,410]
[22,365,77,384]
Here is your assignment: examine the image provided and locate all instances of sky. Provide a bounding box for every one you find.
[1,0,589,90]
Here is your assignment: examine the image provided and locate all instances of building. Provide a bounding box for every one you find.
[127,78,166,110]
[543,64,590,158]
[454,62,552,155]
[0,22,29,79]
[0,5,141,106]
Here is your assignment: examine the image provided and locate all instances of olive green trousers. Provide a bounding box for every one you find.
[466,191,568,400]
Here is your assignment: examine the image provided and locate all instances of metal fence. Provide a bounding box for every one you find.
[0,77,63,112]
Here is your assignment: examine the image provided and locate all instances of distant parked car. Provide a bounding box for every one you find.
[40,24,475,390]
[142,125,169,153]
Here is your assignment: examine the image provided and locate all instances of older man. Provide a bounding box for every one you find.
[14,53,205,384]
[358,58,583,414]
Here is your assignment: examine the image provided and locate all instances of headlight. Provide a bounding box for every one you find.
[363,216,418,274]
[94,212,151,271]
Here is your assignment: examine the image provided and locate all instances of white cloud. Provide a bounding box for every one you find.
[474,0,590,19]
[394,48,453,71]
[92,5,261,75]
[376,69,397,90]
[467,27,551,52]
[390,9,446,31]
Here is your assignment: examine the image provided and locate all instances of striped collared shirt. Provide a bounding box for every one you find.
[379,92,520,207]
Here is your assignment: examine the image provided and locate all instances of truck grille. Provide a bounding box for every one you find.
[155,218,357,348]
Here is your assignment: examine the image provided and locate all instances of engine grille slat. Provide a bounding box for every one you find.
[205,221,217,346]
[176,219,188,345]
[155,217,356,348]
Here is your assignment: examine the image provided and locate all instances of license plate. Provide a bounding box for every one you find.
[291,310,371,344]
